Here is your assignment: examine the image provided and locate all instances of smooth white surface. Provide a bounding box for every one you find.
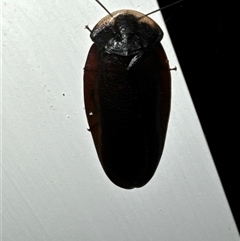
[2,0,239,241]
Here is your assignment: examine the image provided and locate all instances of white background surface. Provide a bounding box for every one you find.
[2,0,239,240]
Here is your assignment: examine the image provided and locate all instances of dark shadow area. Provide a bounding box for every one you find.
[157,0,239,232]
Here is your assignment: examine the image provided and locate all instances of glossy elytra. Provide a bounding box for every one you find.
[84,1,178,189]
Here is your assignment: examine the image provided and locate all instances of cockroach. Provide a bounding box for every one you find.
[84,0,180,189]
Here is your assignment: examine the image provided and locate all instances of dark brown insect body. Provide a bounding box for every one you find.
[84,10,171,189]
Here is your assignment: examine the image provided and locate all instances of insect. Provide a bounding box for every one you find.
[84,0,177,189]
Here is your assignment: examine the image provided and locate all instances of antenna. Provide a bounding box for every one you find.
[94,0,184,20]
[145,0,184,17]
[95,0,113,17]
